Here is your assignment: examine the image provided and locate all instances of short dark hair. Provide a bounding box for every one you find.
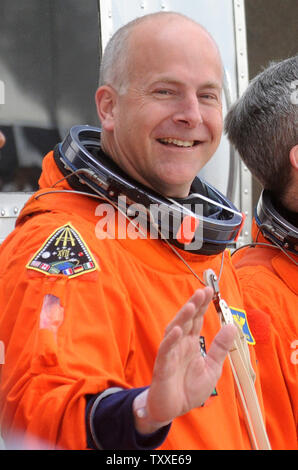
[225,55,298,200]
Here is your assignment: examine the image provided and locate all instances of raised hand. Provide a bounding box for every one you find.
[133,287,237,434]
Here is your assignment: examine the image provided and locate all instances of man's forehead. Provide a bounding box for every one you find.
[148,75,223,90]
[124,16,223,90]
[128,19,221,65]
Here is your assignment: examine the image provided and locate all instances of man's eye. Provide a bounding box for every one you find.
[200,94,217,101]
[155,89,173,95]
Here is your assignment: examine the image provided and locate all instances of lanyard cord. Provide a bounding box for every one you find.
[231,225,298,267]
[162,235,225,286]
[36,168,227,283]
[146,205,225,287]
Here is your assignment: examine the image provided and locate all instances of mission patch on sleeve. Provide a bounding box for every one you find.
[26,223,98,278]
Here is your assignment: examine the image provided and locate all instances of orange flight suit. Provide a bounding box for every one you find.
[0,151,263,450]
[233,222,298,449]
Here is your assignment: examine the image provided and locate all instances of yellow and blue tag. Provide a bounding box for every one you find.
[229,307,255,345]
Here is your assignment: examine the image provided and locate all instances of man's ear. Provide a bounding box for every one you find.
[95,86,117,131]
[289,144,298,170]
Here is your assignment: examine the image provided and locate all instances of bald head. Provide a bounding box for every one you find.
[95,11,224,197]
[99,12,222,94]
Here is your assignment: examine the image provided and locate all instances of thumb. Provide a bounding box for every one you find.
[206,323,237,367]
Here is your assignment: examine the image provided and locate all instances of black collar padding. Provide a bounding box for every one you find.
[55,125,244,255]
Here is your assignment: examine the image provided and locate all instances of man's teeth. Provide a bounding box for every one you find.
[159,138,195,147]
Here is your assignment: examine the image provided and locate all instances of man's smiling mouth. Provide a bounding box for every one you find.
[157,137,201,148]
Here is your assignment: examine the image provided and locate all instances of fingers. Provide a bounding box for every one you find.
[157,287,213,364]
[165,286,213,337]
[206,323,237,367]
[190,287,213,335]
[155,286,221,380]
[158,324,183,358]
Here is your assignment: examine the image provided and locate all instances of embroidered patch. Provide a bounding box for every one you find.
[200,336,217,398]
[26,223,98,278]
[229,307,255,345]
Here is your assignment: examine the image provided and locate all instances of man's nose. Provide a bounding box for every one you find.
[172,95,203,128]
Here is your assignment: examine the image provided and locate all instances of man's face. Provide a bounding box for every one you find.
[98,18,223,198]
